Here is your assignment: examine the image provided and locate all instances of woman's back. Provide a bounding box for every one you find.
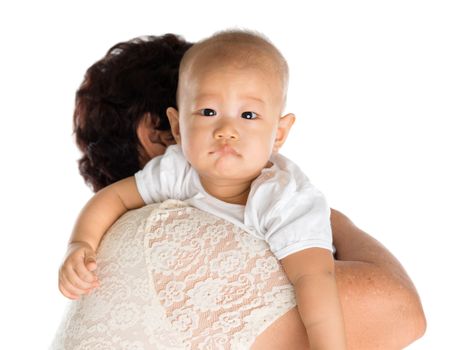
[52,201,309,349]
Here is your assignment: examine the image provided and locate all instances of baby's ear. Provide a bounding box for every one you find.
[273,113,295,153]
[166,107,181,144]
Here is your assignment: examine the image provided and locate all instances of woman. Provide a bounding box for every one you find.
[55,34,425,349]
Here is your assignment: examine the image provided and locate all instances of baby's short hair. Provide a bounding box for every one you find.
[179,29,289,104]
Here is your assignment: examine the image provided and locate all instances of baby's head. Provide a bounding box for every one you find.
[167,30,295,184]
[179,30,289,111]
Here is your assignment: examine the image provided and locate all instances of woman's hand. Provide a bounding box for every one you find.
[58,241,99,300]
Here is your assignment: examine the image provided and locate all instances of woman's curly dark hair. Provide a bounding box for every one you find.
[74,34,192,192]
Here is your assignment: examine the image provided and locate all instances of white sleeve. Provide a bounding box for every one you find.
[134,145,193,204]
[263,184,333,260]
[246,155,333,260]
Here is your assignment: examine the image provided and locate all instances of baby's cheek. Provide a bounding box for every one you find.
[246,148,272,172]
[181,142,199,164]
[255,138,275,157]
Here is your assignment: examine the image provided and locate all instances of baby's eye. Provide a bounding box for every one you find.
[241,111,258,120]
[199,108,217,117]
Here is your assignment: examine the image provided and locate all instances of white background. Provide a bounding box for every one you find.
[0,0,458,348]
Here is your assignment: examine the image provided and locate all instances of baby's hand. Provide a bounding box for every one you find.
[58,241,100,300]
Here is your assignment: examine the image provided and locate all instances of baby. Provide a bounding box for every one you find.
[60,30,346,348]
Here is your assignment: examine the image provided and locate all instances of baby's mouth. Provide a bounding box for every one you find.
[210,144,239,156]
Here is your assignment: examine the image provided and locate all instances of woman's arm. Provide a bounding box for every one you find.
[331,208,426,349]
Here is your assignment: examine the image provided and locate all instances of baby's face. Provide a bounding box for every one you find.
[171,62,289,183]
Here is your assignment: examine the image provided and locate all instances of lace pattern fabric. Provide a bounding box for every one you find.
[51,201,296,349]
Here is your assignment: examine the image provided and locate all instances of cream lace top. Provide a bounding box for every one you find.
[51,201,296,349]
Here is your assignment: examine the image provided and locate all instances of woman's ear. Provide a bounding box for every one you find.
[273,113,296,153]
[136,113,170,165]
[166,107,181,144]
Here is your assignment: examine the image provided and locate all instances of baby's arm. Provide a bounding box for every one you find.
[59,177,144,299]
[281,248,346,350]
[70,177,144,250]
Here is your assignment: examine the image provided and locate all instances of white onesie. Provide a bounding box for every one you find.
[135,144,332,259]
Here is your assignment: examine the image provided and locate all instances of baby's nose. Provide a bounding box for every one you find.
[213,122,239,140]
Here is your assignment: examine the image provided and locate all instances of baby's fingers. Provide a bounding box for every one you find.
[62,262,95,290]
[58,280,80,300]
[75,261,99,286]
[84,251,97,272]
[59,272,91,300]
